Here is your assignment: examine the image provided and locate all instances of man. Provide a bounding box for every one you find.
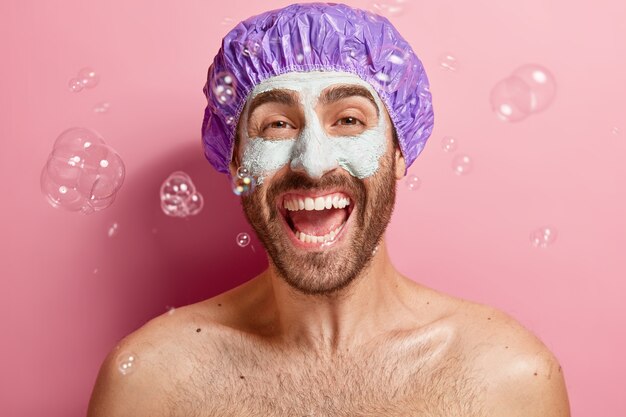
[88,3,571,416]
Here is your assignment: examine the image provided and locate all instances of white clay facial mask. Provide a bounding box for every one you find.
[238,71,389,185]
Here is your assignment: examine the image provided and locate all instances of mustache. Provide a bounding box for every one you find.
[264,170,364,209]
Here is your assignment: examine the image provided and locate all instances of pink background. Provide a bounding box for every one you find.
[2,0,624,415]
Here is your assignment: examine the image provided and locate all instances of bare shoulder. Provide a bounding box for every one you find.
[86,303,226,417]
[449,299,571,417]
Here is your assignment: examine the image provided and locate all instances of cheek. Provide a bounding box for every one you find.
[241,138,295,182]
[332,130,388,179]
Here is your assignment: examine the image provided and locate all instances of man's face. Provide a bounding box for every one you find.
[231,71,404,297]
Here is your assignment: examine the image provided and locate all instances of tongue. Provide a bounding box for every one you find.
[288,208,348,236]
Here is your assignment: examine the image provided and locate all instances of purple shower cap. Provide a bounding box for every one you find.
[201,2,434,177]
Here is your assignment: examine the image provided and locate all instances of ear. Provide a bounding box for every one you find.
[228,152,242,180]
[228,134,241,179]
[394,147,406,180]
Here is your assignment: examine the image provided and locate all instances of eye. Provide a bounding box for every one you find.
[335,116,363,126]
[264,120,292,130]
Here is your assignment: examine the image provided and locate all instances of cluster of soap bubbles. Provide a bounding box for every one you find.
[117,352,138,375]
[404,135,473,190]
[211,71,237,106]
[40,128,125,214]
[530,226,558,248]
[160,171,204,218]
[442,136,473,176]
[490,64,556,122]
[232,166,257,196]
[68,67,99,93]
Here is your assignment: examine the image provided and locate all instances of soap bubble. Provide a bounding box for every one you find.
[41,128,125,214]
[77,67,100,89]
[511,64,556,114]
[165,305,176,315]
[369,0,408,18]
[490,64,557,122]
[611,127,620,136]
[439,53,458,72]
[452,154,472,175]
[211,71,237,106]
[232,173,256,196]
[293,43,311,64]
[236,232,250,247]
[220,17,235,26]
[117,352,138,375]
[225,115,235,125]
[342,47,359,65]
[93,101,111,114]
[52,126,104,150]
[243,38,262,57]
[405,174,421,191]
[490,76,534,122]
[107,222,119,238]
[68,78,83,93]
[236,166,250,179]
[160,171,204,218]
[373,45,411,94]
[441,136,458,152]
[530,226,558,248]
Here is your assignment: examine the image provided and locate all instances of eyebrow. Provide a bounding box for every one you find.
[319,85,379,117]
[247,89,299,125]
[246,84,379,125]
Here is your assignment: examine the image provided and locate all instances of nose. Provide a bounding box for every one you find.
[289,125,339,179]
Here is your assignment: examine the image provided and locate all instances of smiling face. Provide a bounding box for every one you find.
[230,71,405,297]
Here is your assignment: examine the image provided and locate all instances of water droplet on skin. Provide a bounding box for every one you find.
[117,352,138,375]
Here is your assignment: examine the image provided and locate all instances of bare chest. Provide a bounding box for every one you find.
[165,329,488,417]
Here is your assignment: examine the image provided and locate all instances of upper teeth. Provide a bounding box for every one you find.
[284,193,351,211]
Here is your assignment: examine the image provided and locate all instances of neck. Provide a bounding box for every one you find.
[255,237,416,357]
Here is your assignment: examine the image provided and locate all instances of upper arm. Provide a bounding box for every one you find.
[87,335,171,417]
[471,308,572,417]
[486,348,571,417]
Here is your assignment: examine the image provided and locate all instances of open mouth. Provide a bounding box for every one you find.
[276,190,355,248]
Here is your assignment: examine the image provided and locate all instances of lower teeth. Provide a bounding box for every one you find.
[295,222,345,244]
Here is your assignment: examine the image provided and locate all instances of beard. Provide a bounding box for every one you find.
[240,151,397,299]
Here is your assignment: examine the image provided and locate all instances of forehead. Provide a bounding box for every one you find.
[247,70,382,107]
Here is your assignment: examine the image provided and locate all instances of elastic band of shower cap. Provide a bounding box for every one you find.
[201,2,434,179]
